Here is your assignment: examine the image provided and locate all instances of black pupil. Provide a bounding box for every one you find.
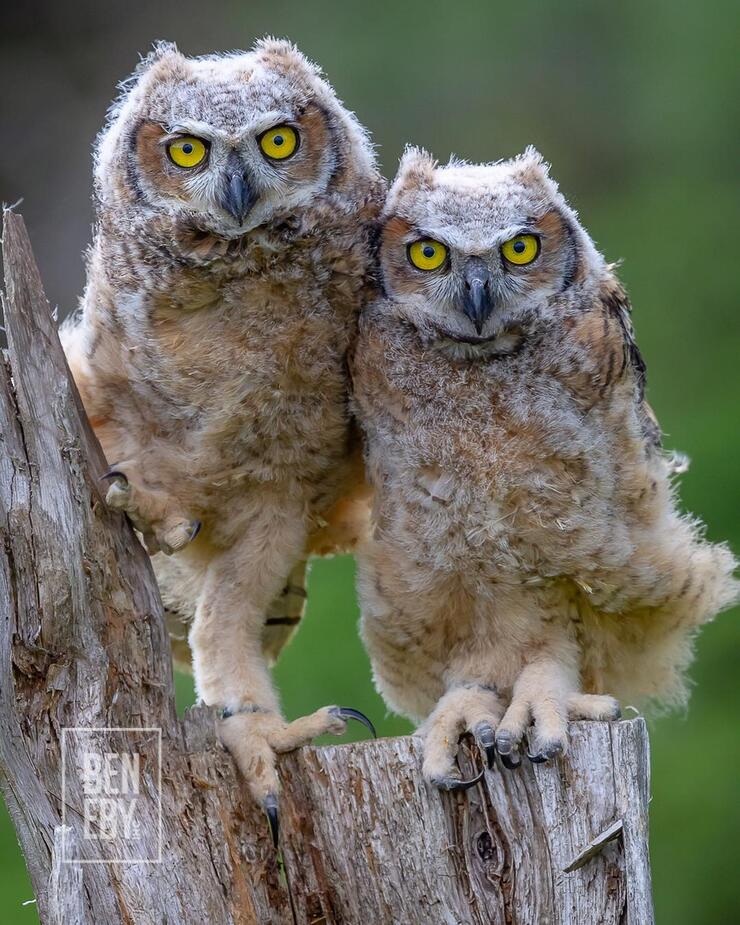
[422,245,435,258]
[513,240,526,253]
[182,142,193,154]
[273,134,284,146]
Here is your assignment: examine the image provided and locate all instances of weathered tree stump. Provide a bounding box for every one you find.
[0,211,654,925]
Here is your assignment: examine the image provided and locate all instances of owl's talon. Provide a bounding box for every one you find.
[499,750,522,770]
[431,767,485,792]
[495,730,515,755]
[189,519,202,542]
[527,738,564,764]
[100,467,128,485]
[330,706,377,739]
[263,793,279,849]
[527,743,562,764]
[472,721,496,769]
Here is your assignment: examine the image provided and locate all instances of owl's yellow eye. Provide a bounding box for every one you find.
[408,239,449,271]
[259,125,299,161]
[167,136,208,169]
[501,234,540,266]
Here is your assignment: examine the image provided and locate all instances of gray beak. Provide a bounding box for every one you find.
[219,158,257,224]
[461,258,495,335]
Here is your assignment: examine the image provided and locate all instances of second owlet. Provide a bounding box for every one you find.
[352,147,738,788]
[61,40,384,831]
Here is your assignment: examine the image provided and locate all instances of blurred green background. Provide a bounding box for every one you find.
[1,1,738,922]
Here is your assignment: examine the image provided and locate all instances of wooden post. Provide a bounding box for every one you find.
[0,210,654,925]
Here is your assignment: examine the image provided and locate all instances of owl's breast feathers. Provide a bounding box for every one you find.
[356,270,657,459]
[354,279,667,573]
[96,178,378,350]
[70,186,383,500]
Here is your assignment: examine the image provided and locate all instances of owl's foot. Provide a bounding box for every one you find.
[102,465,200,555]
[218,704,376,847]
[420,684,506,791]
[495,690,621,765]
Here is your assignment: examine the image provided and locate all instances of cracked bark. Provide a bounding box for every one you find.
[0,211,654,925]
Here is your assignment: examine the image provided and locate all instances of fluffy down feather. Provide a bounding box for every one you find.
[352,149,737,781]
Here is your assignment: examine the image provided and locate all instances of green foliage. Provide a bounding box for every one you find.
[1,1,738,921]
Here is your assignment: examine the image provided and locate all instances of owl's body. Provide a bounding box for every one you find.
[353,149,737,783]
[61,40,384,810]
[69,188,370,535]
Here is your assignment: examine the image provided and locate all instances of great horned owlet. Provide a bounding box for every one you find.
[352,147,738,789]
[61,40,384,832]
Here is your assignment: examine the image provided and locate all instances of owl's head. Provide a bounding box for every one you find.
[377,147,604,354]
[96,39,377,238]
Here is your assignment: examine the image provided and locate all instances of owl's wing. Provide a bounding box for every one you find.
[598,269,662,451]
[262,436,372,666]
[261,557,310,667]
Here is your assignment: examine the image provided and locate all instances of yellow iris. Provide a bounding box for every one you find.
[259,125,299,160]
[501,234,540,266]
[408,239,448,271]
[167,136,208,169]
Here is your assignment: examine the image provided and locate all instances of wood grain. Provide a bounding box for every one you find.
[279,723,653,925]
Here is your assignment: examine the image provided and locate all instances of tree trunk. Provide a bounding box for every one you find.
[0,210,654,925]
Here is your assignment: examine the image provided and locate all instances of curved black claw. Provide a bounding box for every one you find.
[432,767,486,792]
[527,740,563,764]
[263,793,279,849]
[473,722,496,770]
[499,751,522,770]
[100,468,127,484]
[331,706,377,739]
[189,520,202,542]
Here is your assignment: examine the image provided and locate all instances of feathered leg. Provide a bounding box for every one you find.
[188,499,372,845]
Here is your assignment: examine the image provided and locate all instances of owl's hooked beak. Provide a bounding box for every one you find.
[219,157,258,225]
[461,258,495,335]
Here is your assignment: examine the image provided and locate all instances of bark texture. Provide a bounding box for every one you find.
[0,211,654,925]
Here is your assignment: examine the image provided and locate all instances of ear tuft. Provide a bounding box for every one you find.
[383,146,438,217]
[511,146,552,184]
[133,41,187,78]
[253,36,321,80]
[396,145,437,190]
